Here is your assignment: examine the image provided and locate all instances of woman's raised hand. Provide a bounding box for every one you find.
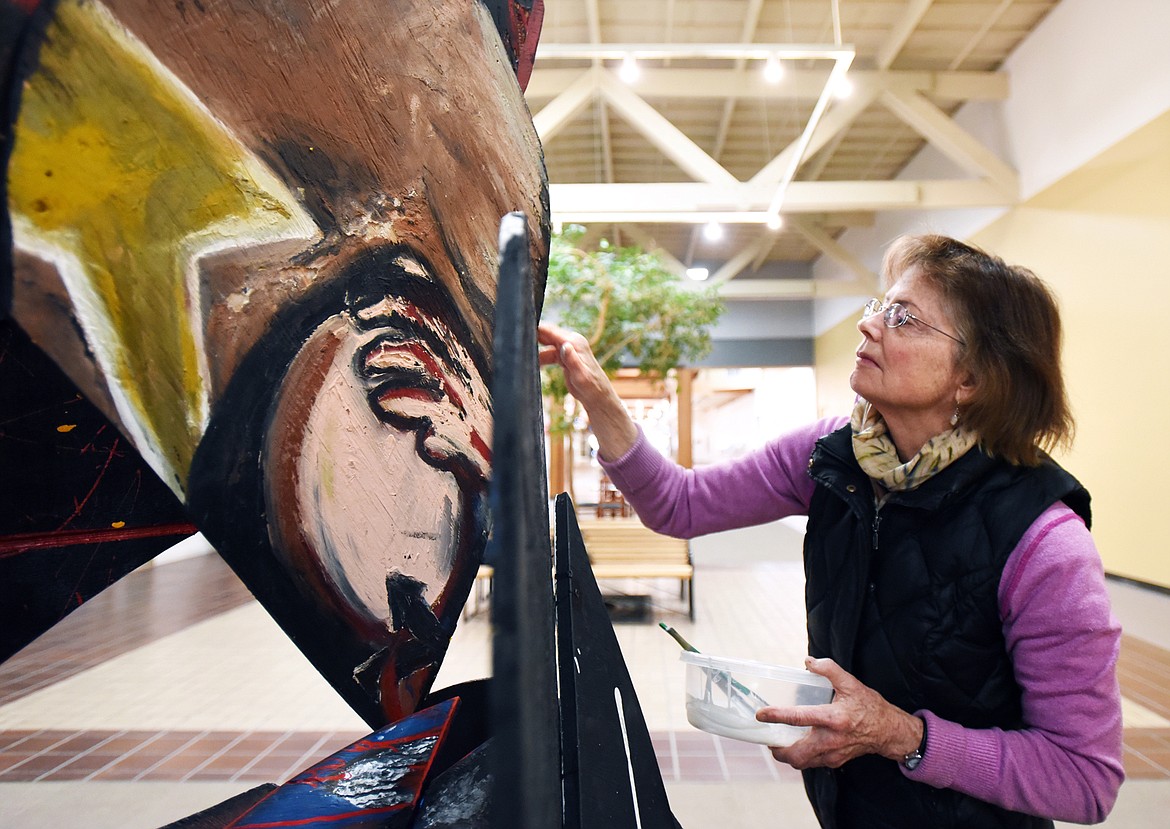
[538,323,610,407]
[537,322,639,460]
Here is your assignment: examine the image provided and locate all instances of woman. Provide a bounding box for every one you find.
[538,234,1123,828]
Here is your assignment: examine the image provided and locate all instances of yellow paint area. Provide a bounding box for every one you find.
[8,0,315,492]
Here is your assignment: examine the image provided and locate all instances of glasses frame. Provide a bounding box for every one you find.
[862,299,965,346]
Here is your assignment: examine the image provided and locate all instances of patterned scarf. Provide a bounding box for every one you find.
[850,398,979,492]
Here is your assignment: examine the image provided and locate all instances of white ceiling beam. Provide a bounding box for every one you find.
[618,224,687,277]
[537,43,853,60]
[683,226,700,269]
[596,71,739,186]
[598,94,615,190]
[803,130,849,182]
[750,229,780,271]
[876,0,936,70]
[584,0,601,43]
[525,68,1008,102]
[550,178,1011,217]
[916,179,1015,205]
[880,88,1018,196]
[789,218,878,287]
[749,81,879,186]
[531,69,597,141]
[664,0,677,54]
[708,278,875,300]
[949,0,1015,71]
[710,233,777,283]
[763,51,855,219]
[711,0,767,160]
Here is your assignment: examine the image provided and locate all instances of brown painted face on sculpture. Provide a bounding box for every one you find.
[265,249,492,635]
[5,0,548,726]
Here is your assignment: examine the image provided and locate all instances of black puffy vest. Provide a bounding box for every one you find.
[801,424,1091,829]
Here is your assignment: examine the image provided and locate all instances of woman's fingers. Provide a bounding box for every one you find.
[805,656,855,692]
[534,322,636,454]
[536,323,605,398]
[760,658,918,770]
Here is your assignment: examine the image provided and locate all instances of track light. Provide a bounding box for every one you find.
[686,267,710,281]
[702,221,723,242]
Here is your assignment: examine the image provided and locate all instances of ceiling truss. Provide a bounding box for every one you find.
[527,0,1054,300]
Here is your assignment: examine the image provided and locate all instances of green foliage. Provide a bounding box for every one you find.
[542,225,724,410]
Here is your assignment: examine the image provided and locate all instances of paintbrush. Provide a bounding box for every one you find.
[659,622,770,710]
[658,621,699,652]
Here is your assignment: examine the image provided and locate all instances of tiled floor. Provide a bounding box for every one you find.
[1,517,1168,827]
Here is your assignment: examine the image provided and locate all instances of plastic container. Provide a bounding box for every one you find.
[680,651,834,746]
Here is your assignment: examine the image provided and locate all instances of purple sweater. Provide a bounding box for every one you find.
[601,417,1124,823]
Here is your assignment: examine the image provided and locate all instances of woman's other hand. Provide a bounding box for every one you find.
[758,657,925,771]
[537,322,638,460]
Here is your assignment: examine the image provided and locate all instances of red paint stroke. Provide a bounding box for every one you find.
[54,435,123,533]
[0,522,199,557]
[366,340,467,411]
[471,430,491,465]
[376,385,443,406]
[6,0,43,14]
[514,0,545,91]
[231,802,404,828]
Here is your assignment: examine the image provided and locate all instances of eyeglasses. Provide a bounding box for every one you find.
[862,299,965,346]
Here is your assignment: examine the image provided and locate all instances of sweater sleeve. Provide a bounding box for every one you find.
[906,503,1125,823]
[597,417,846,538]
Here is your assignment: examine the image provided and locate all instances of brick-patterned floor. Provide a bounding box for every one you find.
[1,555,1166,785]
[0,554,253,709]
[0,726,799,785]
[1118,635,1170,778]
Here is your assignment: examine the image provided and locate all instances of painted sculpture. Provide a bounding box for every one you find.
[2,2,684,826]
[1,0,548,726]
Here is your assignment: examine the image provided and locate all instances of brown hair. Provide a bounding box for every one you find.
[881,234,1074,465]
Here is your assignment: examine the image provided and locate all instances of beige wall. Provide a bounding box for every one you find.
[814,110,1170,588]
[814,312,864,421]
[974,110,1170,588]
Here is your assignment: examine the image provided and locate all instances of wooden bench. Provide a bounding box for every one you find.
[577,517,694,620]
[465,518,695,620]
[462,564,496,619]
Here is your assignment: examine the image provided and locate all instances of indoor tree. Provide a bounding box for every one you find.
[540,225,724,498]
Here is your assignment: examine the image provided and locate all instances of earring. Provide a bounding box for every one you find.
[950,406,960,427]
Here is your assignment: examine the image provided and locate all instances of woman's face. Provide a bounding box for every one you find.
[851,268,970,428]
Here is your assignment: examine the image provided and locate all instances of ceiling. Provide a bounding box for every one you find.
[525,0,1062,299]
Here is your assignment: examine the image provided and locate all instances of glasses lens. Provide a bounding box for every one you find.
[884,303,909,327]
[863,299,882,319]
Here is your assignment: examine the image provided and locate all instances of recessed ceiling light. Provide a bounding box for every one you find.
[619,54,640,84]
[764,54,784,84]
